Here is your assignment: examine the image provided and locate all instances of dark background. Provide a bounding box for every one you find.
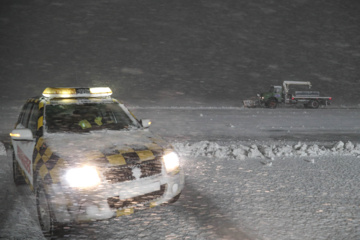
[1,0,360,107]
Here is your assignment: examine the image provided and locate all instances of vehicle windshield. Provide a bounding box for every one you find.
[269,86,281,93]
[45,101,140,133]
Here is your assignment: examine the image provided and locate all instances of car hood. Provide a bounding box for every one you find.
[43,130,171,166]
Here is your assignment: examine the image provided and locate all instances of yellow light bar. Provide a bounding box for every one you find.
[42,87,112,98]
[43,88,77,98]
[90,87,112,95]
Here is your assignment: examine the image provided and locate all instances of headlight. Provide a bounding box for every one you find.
[65,166,101,188]
[163,152,180,174]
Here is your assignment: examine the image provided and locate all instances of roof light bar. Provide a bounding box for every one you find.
[42,87,112,98]
[90,87,112,95]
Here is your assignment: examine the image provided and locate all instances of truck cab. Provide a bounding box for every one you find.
[259,85,283,108]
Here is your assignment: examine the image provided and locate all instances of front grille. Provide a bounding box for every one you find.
[108,184,166,209]
[104,158,162,184]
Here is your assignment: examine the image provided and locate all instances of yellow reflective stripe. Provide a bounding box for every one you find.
[37,116,43,130]
[39,164,48,179]
[39,101,44,109]
[49,158,65,183]
[44,147,52,158]
[41,147,52,162]
[106,154,126,165]
[137,150,155,161]
[129,110,137,120]
[36,137,44,150]
[34,153,41,167]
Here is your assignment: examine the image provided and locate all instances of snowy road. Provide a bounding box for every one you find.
[1,148,359,239]
[1,107,360,239]
[130,107,360,142]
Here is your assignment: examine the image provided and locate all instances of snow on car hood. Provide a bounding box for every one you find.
[44,130,171,165]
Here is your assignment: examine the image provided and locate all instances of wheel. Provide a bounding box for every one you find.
[266,99,277,109]
[308,100,319,109]
[36,179,56,238]
[13,151,26,185]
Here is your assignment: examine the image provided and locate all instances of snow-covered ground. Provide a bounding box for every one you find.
[1,141,360,240]
[174,140,360,160]
[131,107,360,143]
[1,108,360,240]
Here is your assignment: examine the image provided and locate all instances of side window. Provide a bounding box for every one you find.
[19,102,34,128]
[28,103,40,136]
[16,105,27,127]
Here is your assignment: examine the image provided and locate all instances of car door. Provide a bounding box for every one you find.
[13,101,39,185]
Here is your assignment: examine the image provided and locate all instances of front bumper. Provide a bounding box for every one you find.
[48,170,185,223]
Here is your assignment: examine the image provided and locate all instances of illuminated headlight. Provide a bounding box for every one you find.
[65,166,101,188]
[163,152,180,174]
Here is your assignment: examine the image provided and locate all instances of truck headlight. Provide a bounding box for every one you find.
[163,152,180,174]
[65,166,101,188]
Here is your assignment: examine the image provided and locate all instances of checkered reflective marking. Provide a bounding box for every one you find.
[102,145,164,184]
[33,137,66,184]
[37,100,45,131]
[33,138,166,185]
[100,143,164,166]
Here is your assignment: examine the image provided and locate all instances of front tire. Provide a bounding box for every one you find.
[36,179,56,238]
[13,151,26,185]
[266,99,277,109]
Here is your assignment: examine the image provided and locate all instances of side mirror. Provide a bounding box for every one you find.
[10,128,34,141]
[140,119,152,128]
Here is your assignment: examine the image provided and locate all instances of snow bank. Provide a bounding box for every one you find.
[0,142,6,156]
[173,141,360,160]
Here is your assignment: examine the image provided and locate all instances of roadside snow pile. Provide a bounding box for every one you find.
[173,141,360,160]
[0,142,6,156]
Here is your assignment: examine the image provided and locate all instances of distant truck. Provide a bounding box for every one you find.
[244,81,332,109]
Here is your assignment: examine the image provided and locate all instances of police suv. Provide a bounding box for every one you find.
[10,87,184,236]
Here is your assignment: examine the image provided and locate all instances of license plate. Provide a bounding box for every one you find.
[119,182,161,200]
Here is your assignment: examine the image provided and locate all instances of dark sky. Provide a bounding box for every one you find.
[1,0,360,107]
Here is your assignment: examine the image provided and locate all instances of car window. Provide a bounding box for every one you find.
[45,102,140,133]
[17,105,26,126]
[28,103,39,136]
[19,102,34,128]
